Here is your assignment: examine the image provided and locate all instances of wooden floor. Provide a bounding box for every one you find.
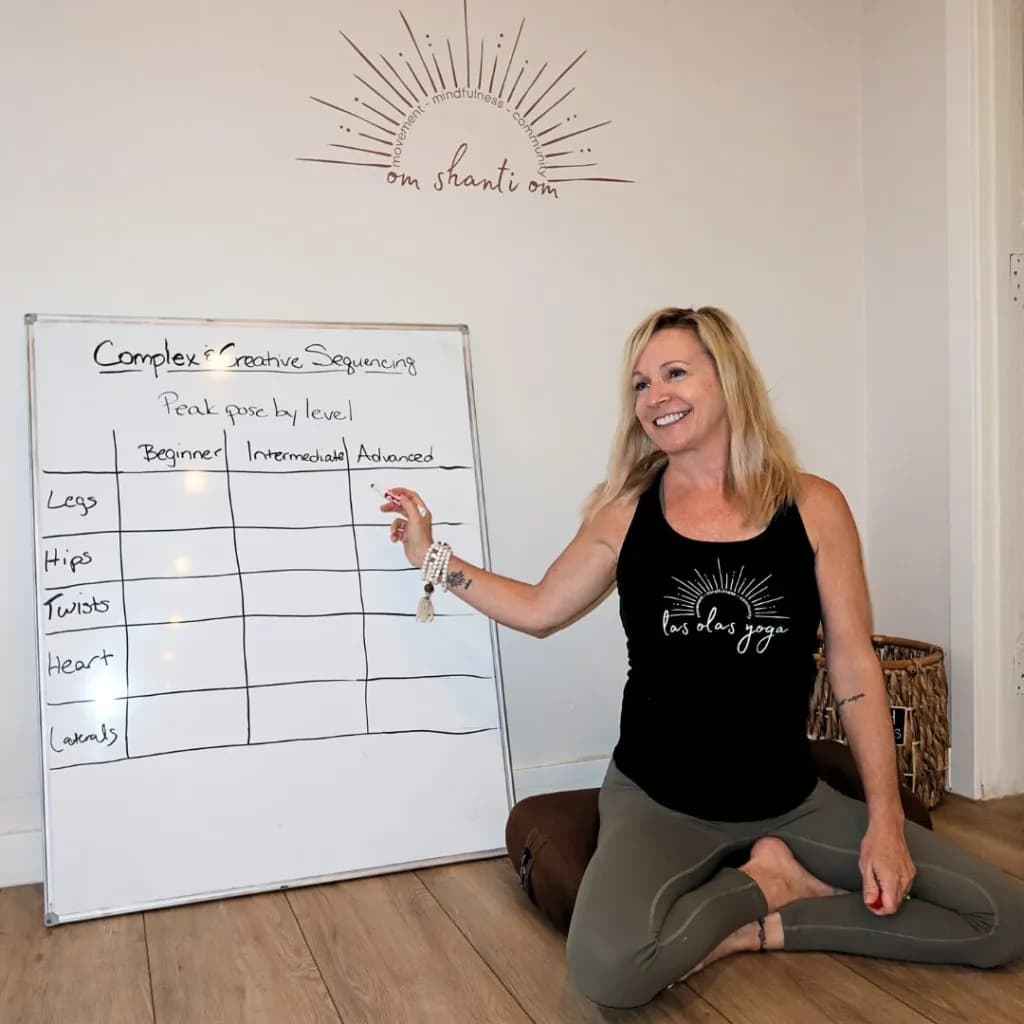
[2,793,1022,1024]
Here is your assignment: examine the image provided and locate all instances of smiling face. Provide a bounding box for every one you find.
[631,326,730,456]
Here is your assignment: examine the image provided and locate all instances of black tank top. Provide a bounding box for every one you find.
[611,469,822,821]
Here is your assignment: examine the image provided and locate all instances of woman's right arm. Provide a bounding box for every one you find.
[381,486,632,637]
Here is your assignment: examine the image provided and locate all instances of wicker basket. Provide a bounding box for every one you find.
[807,635,949,809]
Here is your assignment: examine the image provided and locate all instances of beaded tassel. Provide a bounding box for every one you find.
[417,582,435,622]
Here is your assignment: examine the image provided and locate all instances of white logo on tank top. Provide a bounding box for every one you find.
[661,558,790,653]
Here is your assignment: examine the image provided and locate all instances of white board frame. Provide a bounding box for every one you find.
[25,313,515,924]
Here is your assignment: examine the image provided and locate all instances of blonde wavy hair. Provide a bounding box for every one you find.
[584,306,803,527]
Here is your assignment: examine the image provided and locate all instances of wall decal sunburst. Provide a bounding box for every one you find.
[299,0,634,194]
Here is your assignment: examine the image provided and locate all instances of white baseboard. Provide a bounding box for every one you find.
[512,756,610,801]
[0,759,611,888]
[0,830,43,887]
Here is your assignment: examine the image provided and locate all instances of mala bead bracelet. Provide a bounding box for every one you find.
[417,541,452,622]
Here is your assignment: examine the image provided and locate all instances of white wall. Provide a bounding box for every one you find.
[860,1,950,651]
[0,0,868,883]
[859,0,1024,801]
[859,3,963,782]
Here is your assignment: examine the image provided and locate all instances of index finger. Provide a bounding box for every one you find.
[387,487,428,517]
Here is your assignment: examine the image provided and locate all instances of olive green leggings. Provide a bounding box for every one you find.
[565,761,1024,1009]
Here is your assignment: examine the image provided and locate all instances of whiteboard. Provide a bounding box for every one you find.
[26,314,513,925]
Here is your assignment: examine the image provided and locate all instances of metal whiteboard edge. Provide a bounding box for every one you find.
[25,319,56,926]
[26,313,472,332]
[460,327,516,810]
[45,846,507,925]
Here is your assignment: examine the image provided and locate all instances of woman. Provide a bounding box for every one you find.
[380,306,1024,1008]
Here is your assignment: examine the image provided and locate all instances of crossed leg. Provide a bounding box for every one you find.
[566,767,1024,1009]
[770,782,1024,967]
[566,766,832,1008]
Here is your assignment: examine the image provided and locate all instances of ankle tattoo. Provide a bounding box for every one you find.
[757,917,767,951]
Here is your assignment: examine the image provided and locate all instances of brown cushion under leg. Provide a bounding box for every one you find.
[504,788,599,935]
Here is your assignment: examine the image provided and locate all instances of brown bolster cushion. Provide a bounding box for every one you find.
[505,739,934,934]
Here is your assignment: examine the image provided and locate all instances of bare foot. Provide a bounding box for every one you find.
[682,920,760,979]
[762,911,784,950]
[738,836,838,913]
[681,912,786,980]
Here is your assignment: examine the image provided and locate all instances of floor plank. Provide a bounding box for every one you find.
[419,856,728,1024]
[288,869,532,1024]
[687,952,932,1024]
[2,794,1022,1023]
[932,794,1024,879]
[982,793,1024,822]
[144,891,340,1024]
[839,955,1024,1024]
[0,884,153,1024]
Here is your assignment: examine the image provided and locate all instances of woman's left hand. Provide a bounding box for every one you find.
[859,819,916,914]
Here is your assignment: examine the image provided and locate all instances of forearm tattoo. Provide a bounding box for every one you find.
[835,692,866,711]
[446,570,473,591]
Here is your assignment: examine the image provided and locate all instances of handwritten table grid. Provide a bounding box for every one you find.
[41,429,495,771]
